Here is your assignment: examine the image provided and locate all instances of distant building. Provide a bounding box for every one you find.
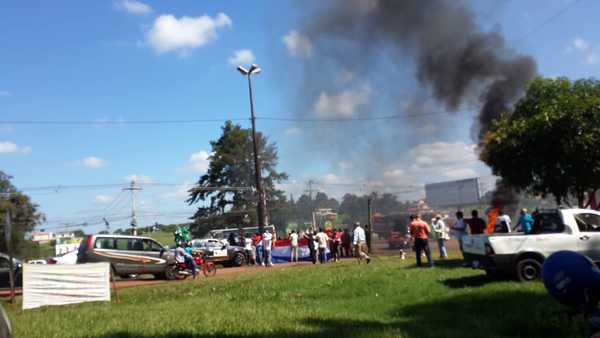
[31,231,53,244]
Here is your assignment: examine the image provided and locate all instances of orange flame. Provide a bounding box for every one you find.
[486,208,500,234]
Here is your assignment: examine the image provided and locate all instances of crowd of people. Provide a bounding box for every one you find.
[234,223,372,267]
[406,208,537,268]
[224,208,537,269]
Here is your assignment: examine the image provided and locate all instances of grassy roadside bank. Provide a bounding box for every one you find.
[6,256,582,338]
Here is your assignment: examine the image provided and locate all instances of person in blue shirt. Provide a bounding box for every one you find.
[515,208,534,234]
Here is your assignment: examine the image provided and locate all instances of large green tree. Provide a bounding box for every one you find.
[0,171,44,255]
[187,121,288,236]
[481,77,600,206]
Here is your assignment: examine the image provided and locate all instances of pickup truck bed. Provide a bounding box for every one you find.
[462,209,600,281]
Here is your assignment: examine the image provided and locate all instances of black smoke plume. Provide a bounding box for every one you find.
[292,0,536,207]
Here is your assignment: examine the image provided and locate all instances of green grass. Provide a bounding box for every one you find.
[7,256,583,338]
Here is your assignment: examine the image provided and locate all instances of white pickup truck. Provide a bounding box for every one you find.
[462,208,600,281]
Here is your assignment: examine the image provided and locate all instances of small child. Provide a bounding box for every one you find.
[399,234,412,260]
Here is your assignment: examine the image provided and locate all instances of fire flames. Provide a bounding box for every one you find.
[486,208,500,234]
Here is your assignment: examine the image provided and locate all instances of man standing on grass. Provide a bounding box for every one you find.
[432,214,449,259]
[341,228,352,257]
[254,232,263,266]
[467,210,486,235]
[410,214,433,268]
[262,229,274,267]
[352,222,371,264]
[289,230,299,263]
[315,228,329,263]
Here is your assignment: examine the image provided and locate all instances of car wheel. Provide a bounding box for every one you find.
[516,258,542,282]
[232,253,245,267]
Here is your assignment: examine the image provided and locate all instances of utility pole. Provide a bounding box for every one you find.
[1,191,15,306]
[123,181,142,236]
[367,197,373,253]
[306,180,315,200]
[237,64,267,233]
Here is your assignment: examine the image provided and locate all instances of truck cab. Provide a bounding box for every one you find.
[462,208,600,281]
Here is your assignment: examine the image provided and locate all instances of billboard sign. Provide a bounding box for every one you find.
[425,178,480,206]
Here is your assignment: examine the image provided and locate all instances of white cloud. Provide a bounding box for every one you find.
[0,141,31,154]
[146,13,232,55]
[0,90,11,97]
[338,161,354,170]
[80,156,107,168]
[313,85,372,118]
[409,142,478,169]
[124,174,153,184]
[383,169,406,179]
[228,49,255,66]
[443,168,478,180]
[95,194,114,204]
[567,37,600,65]
[188,150,211,173]
[283,30,312,58]
[573,37,590,52]
[115,0,152,15]
[284,127,302,136]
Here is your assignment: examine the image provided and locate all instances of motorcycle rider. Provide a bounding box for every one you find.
[175,241,197,279]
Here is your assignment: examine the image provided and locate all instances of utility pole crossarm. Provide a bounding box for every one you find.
[123,181,142,236]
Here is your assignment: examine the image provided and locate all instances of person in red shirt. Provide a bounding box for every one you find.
[466,210,486,234]
[409,214,433,267]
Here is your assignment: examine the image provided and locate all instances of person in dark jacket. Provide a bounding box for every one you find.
[304,230,317,264]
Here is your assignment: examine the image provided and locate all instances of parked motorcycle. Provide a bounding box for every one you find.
[543,250,600,337]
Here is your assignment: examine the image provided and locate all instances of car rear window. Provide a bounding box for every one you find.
[533,212,565,233]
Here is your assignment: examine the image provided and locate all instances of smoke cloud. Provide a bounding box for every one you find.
[288,0,536,206]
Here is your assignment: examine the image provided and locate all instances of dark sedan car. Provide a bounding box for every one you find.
[0,253,22,288]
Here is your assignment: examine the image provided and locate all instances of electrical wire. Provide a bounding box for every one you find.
[0,111,448,126]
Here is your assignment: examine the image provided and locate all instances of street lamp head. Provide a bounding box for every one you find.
[249,64,261,75]
[237,65,249,75]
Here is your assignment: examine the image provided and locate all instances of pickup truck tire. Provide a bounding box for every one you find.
[516,257,543,282]
[232,252,245,267]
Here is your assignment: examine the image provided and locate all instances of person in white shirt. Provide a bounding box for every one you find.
[352,222,371,264]
[262,230,274,267]
[315,228,329,263]
[496,213,512,233]
[243,233,255,266]
[432,214,449,258]
[289,230,299,263]
[451,211,468,254]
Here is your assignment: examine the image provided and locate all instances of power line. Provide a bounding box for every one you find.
[1,118,249,125]
[0,111,448,126]
[513,0,582,43]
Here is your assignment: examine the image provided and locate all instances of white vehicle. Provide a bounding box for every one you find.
[462,208,600,281]
[47,250,78,265]
[27,259,47,265]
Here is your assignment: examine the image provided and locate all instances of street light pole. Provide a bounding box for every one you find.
[238,64,267,233]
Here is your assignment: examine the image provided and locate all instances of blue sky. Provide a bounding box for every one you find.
[1,0,599,234]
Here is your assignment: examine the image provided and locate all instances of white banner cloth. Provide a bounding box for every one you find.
[23,262,111,310]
